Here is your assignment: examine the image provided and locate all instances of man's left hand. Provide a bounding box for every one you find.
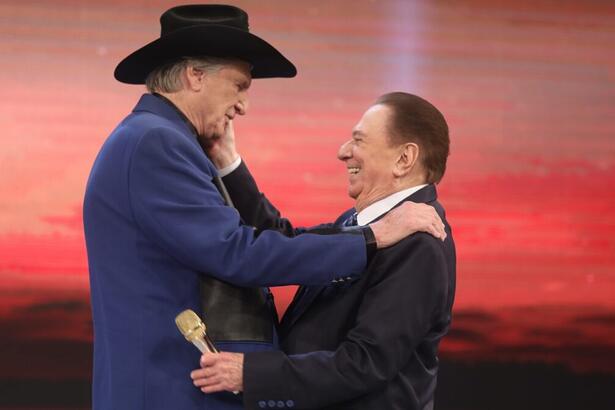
[191,352,244,393]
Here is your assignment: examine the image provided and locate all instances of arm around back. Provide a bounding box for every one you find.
[128,128,366,287]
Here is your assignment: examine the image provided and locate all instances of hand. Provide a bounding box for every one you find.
[200,119,239,169]
[370,202,446,248]
[190,352,244,394]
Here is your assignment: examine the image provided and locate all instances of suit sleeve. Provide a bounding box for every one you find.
[221,160,378,265]
[221,160,306,236]
[128,128,365,287]
[242,236,449,408]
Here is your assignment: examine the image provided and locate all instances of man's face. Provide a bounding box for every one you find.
[198,60,252,138]
[338,104,401,211]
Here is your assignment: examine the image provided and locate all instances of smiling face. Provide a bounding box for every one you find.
[196,60,252,138]
[338,104,402,211]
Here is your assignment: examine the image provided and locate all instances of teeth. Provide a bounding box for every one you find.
[348,167,360,175]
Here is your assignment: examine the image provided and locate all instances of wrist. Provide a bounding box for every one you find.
[218,156,242,177]
[212,150,239,169]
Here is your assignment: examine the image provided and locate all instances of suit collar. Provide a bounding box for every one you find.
[406,183,438,204]
[132,94,219,176]
[133,93,199,139]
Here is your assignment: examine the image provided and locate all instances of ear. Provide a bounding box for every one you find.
[184,65,205,92]
[393,143,419,178]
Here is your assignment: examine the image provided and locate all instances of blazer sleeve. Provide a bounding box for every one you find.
[128,128,365,287]
[242,235,449,408]
[221,160,306,236]
[222,160,342,238]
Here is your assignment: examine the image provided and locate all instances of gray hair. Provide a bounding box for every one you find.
[145,56,232,93]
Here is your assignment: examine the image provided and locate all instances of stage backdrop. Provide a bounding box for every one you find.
[1,0,614,409]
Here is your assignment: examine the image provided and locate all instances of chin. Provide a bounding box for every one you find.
[347,188,359,201]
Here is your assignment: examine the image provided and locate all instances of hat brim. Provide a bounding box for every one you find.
[114,24,296,84]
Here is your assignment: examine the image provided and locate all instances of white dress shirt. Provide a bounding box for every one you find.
[217,156,243,177]
[357,184,428,226]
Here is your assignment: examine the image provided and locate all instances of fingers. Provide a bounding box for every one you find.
[193,373,221,388]
[191,364,224,392]
[433,211,446,241]
[405,202,447,241]
[429,221,447,241]
[191,352,244,394]
[191,369,237,393]
[201,382,226,394]
[427,209,446,241]
[428,210,446,241]
[438,221,446,241]
[192,354,221,389]
[191,367,226,393]
[190,367,216,383]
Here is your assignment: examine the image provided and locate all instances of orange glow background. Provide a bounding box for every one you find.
[1,0,614,408]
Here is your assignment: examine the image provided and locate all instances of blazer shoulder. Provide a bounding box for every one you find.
[369,230,449,285]
[121,111,185,139]
[380,229,447,259]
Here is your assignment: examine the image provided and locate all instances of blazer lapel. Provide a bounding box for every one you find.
[280,209,357,329]
[281,284,328,330]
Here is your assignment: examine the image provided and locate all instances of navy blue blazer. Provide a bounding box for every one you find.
[222,165,456,409]
[83,94,369,410]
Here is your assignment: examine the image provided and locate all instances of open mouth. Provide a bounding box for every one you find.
[347,167,360,175]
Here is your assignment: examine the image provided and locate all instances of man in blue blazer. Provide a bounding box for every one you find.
[83,5,446,410]
[192,92,456,409]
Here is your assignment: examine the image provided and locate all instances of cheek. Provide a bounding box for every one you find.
[224,84,239,103]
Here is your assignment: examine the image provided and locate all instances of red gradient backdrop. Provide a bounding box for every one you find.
[1,0,614,409]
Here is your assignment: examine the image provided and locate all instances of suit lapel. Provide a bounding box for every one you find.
[280,209,356,329]
[281,284,329,330]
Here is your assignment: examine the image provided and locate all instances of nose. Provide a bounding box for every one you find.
[235,94,249,116]
[337,140,352,161]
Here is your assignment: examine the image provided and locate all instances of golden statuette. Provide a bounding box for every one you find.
[175,309,218,354]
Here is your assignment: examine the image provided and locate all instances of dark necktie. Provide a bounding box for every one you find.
[343,212,358,227]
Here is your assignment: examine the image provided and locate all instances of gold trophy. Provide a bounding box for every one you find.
[175,309,240,395]
[175,309,218,354]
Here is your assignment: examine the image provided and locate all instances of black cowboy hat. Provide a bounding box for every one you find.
[114,4,296,84]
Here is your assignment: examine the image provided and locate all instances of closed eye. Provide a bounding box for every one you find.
[236,80,251,92]
[352,130,366,143]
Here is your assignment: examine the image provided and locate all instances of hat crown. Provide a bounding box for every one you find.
[114,3,296,83]
[160,4,249,36]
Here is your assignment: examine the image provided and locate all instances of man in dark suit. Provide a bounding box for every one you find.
[192,92,456,410]
[83,4,446,410]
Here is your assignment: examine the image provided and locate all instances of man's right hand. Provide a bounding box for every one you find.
[370,202,446,248]
[201,119,239,169]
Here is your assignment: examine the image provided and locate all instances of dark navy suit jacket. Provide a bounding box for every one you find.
[83,94,369,410]
[222,165,456,409]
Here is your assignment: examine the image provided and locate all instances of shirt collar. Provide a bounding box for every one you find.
[356,184,428,226]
